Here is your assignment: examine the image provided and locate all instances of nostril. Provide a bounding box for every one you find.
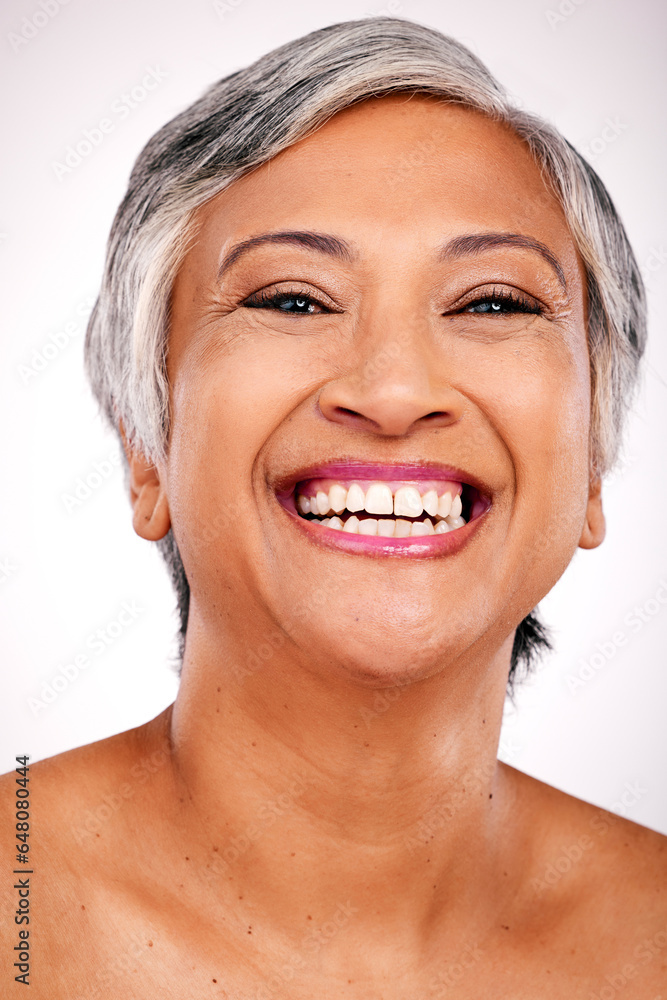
[320,393,459,437]
[330,406,377,429]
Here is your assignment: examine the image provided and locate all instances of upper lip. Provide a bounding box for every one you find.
[272,460,492,499]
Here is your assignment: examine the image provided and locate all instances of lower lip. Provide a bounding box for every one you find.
[276,494,486,558]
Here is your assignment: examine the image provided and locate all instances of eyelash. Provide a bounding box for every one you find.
[242,287,331,314]
[459,287,543,316]
[241,286,544,316]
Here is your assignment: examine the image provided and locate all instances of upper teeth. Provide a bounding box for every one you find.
[296,482,463,520]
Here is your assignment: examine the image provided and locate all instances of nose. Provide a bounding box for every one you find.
[317,313,464,438]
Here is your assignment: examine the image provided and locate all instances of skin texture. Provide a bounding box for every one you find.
[2,95,666,998]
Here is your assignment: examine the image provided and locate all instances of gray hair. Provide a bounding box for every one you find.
[84,17,646,687]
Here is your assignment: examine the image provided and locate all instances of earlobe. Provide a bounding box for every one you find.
[119,423,171,542]
[579,477,605,550]
[131,474,171,541]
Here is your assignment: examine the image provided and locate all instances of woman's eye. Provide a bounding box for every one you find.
[461,292,542,316]
[242,289,329,314]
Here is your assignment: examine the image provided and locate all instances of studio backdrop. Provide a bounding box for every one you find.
[1,0,666,832]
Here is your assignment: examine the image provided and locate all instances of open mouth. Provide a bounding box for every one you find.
[294,477,479,536]
[272,462,492,557]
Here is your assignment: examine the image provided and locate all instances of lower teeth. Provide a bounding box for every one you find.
[306,514,466,536]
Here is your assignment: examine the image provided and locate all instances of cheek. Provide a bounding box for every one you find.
[509,357,589,469]
[168,321,343,463]
[168,366,265,507]
[165,339,318,553]
[170,338,291,454]
[473,328,591,473]
[490,336,592,575]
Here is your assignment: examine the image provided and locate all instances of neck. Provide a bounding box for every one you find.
[166,609,516,964]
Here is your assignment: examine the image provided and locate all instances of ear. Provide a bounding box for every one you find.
[119,424,171,542]
[578,477,605,550]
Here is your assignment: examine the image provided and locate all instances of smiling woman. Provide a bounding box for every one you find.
[2,16,665,999]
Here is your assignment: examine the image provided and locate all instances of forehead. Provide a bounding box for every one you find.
[193,93,582,288]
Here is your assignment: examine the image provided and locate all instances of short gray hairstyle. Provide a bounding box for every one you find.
[85,17,646,687]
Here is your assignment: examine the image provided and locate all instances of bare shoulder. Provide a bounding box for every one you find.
[1,708,173,846]
[0,711,174,998]
[504,763,667,936]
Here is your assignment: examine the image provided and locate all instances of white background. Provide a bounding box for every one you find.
[1,0,665,832]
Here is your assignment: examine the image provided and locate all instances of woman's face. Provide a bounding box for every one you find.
[160,94,601,685]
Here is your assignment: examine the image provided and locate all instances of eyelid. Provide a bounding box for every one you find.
[448,283,547,314]
[241,281,342,312]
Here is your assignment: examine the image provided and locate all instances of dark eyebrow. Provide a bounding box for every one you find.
[440,232,567,289]
[217,230,356,278]
[217,228,567,289]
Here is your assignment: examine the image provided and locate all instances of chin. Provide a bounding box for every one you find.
[294,613,468,689]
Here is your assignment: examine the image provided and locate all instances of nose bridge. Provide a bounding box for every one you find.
[356,299,431,390]
[317,292,463,436]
